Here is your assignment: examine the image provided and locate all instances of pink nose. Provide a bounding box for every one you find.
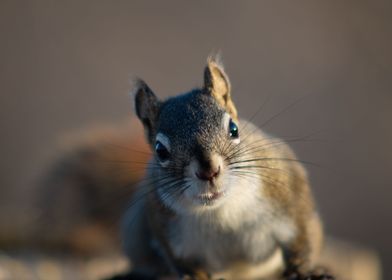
[196,166,220,181]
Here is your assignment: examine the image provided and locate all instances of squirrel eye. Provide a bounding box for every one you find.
[229,119,239,139]
[155,141,170,162]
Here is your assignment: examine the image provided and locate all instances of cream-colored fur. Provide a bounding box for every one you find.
[165,169,296,279]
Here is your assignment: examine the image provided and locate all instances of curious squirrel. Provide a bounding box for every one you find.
[119,57,334,280]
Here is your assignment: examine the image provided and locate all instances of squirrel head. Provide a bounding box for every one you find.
[133,57,248,212]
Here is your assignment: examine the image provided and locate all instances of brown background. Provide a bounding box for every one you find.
[0,1,391,278]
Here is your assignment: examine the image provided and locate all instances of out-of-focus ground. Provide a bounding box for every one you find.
[0,239,382,280]
[0,1,391,279]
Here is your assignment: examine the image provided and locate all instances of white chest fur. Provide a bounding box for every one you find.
[168,175,296,278]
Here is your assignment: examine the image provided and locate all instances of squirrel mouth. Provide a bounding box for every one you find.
[195,191,224,205]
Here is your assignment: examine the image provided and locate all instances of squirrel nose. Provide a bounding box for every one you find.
[196,166,220,181]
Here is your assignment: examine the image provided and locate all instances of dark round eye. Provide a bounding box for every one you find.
[155,141,170,162]
[229,119,239,138]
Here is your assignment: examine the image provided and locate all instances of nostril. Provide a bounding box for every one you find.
[196,166,220,181]
[196,171,214,181]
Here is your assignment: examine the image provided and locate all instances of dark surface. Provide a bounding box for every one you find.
[0,1,391,279]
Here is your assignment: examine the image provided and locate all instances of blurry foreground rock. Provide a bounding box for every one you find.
[320,239,381,280]
[0,239,381,280]
[0,252,128,280]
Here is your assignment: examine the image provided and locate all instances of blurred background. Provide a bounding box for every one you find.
[0,1,391,279]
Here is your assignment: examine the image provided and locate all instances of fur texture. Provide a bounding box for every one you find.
[122,57,325,279]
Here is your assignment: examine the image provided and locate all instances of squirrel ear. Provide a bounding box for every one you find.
[133,79,160,144]
[203,57,238,119]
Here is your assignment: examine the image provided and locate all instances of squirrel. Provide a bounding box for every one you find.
[118,57,334,280]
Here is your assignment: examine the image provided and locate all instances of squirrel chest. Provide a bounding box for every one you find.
[165,176,295,277]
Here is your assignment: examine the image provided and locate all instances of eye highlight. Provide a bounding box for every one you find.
[229,119,239,139]
[155,141,170,162]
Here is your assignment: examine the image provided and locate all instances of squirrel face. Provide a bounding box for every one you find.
[134,58,250,212]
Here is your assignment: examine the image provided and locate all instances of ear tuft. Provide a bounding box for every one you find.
[132,79,160,143]
[203,56,238,119]
[204,55,230,94]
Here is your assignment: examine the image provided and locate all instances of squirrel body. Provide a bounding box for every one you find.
[121,58,328,280]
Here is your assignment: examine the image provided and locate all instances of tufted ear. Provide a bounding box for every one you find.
[203,57,238,120]
[133,79,161,144]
